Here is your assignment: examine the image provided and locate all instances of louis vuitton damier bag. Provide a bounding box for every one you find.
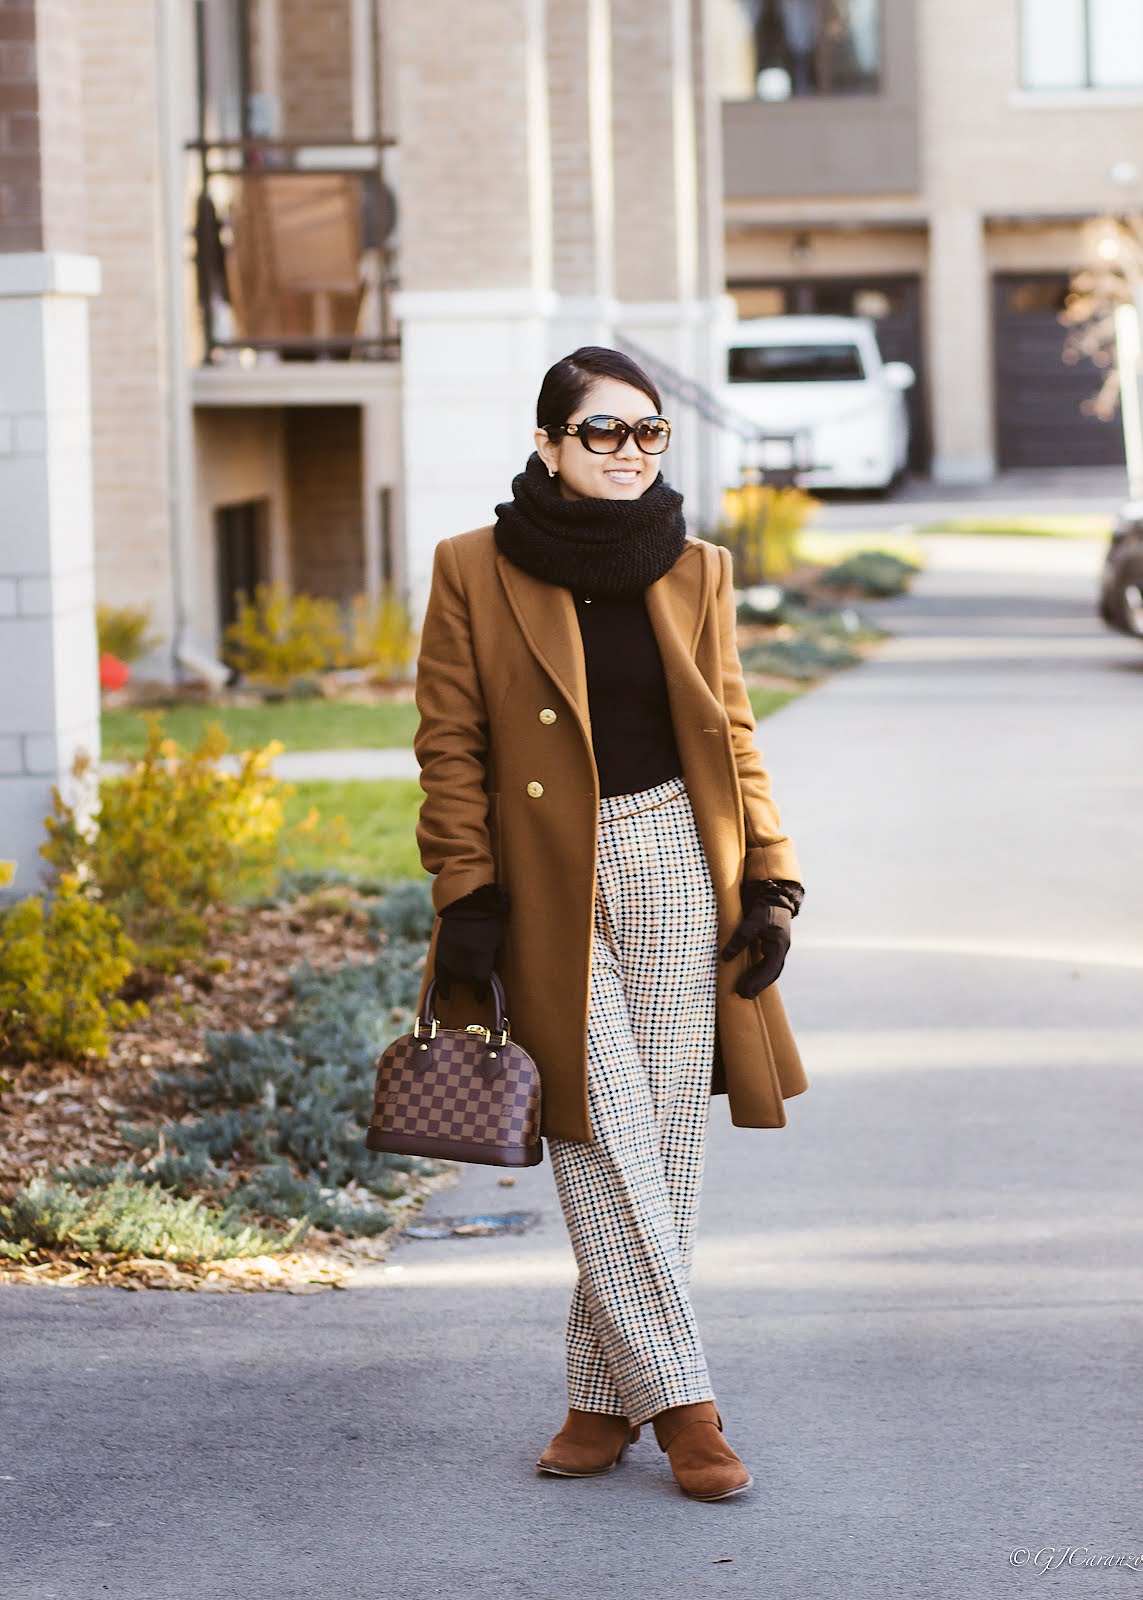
[365,974,543,1167]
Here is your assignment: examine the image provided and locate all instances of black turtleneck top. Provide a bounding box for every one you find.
[572,588,683,799]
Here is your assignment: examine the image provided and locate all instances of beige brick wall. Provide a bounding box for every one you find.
[725,225,929,280]
[692,0,724,301]
[31,0,85,250]
[390,0,537,291]
[611,0,682,302]
[287,406,364,600]
[986,221,1094,273]
[279,0,354,139]
[920,0,1143,217]
[0,0,86,253]
[548,3,597,297]
[0,1,43,251]
[78,0,173,643]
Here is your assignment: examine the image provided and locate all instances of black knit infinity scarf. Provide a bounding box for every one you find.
[493,451,687,595]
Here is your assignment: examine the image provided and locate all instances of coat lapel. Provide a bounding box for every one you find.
[496,536,726,750]
[495,551,592,738]
[645,539,727,728]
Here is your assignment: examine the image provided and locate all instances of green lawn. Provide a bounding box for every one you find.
[277,687,797,882]
[748,686,800,720]
[796,529,926,567]
[917,514,1112,539]
[281,779,426,881]
[101,698,421,761]
[105,685,797,764]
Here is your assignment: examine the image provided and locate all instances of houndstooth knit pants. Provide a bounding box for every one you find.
[547,775,720,1429]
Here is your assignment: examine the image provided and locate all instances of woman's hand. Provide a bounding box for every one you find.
[720,879,803,999]
[434,883,510,1003]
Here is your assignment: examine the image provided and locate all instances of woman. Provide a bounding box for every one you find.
[412,346,807,1502]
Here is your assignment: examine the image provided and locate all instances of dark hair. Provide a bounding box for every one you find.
[536,346,663,432]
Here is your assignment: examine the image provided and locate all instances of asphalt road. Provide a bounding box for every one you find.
[4,532,1142,1600]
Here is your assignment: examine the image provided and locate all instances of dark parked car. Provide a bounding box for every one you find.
[1099,504,1143,638]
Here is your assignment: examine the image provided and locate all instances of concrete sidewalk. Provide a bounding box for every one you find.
[100,745,423,781]
[5,534,1142,1600]
[811,464,1126,533]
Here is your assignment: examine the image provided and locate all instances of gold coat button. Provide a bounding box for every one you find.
[539,708,557,725]
[526,781,544,798]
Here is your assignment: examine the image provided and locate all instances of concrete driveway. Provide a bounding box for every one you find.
[4,532,1142,1600]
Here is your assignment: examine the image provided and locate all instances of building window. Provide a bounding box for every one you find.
[718,0,881,101]
[1021,0,1143,89]
[215,499,268,634]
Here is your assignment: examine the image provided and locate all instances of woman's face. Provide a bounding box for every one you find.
[534,377,666,501]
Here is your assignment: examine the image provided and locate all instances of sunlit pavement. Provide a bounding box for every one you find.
[5,533,1142,1600]
[810,464,1127,532]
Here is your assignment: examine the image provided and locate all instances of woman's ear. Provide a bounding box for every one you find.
[534,428,560,477]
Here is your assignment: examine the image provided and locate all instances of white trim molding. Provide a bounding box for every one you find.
[0,253,101,299]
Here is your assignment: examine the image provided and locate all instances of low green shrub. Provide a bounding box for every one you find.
[1,883,443,1262]
[123,882,437,1241]
[0,875,144,1064]
[228,1165,395,1236]
[739,604,885,682]
[369,879,436,943]
[0,1172,291,1264]
[817,550,920,597]
[148,927,432,1206]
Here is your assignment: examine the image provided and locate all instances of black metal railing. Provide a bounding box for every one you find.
[187,136,400,364]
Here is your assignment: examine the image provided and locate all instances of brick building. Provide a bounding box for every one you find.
[68,0,727,682]
[719,0,1142,480]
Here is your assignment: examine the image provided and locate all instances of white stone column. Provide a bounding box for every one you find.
[391,0,555,617]
[395,287,558,614]
[611,0,727,531]
[546,0,617,358]
[928,207,995,483]
[0,252,102,897]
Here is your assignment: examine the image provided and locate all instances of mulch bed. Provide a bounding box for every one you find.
[0,887,457,1291]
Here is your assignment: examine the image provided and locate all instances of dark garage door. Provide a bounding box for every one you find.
[993,274,1125,468]
[727,275,930,471]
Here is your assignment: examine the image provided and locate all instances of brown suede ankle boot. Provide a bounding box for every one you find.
[651,1401,752,1501]
[537,1409,641,1477]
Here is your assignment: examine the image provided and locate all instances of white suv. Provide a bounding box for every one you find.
[721,314,915,493]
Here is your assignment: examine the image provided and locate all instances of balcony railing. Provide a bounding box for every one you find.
[187,136,400,364]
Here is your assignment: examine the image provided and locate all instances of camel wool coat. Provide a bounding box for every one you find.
[412,524,808,1143]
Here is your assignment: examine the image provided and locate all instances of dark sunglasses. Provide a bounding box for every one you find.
[548,414,672,455]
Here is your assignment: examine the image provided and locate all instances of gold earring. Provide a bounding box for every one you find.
[548,466,557,478]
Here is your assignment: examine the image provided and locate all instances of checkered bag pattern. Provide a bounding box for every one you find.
[547,776,721,1427]
[366,1028,543,1166]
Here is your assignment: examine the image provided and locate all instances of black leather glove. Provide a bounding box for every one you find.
[720,878,803,1000]
[434,883,510,1003]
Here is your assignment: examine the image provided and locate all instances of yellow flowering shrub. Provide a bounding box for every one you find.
[222,583,345,687]
[345,588,418,683]
[96,603,159,664]
[718,483,820,584]
[0,875,144,1064]
[40,720,303,968]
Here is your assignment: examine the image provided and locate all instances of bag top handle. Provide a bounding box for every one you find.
[419,972,508,1035]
